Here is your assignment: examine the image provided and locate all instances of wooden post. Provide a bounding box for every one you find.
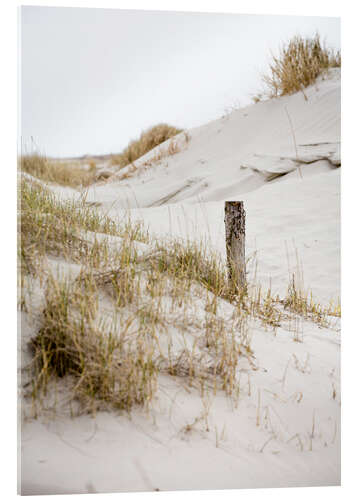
[225,201,246,291]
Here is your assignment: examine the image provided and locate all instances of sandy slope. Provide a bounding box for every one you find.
[47,69,340,303]
[19,70,341,494]
[77,68,340,209]
[21,311,340,494]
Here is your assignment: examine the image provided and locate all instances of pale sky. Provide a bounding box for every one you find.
[20,7,340,158]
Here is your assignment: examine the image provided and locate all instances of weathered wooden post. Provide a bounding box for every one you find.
[224,201,246,292]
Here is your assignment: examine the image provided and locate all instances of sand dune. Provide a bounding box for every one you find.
[20,70,340,495]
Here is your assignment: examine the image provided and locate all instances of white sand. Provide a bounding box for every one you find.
[19,70,340,495]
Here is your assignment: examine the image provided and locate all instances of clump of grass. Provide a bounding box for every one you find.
[153,239,228,298]
[141,133,189,167]
[30,275,157,413]
[282,273,340,327]
[110,123,183,168]
[116,133,190,181]
[250,285,282,330]
[20,153,98,188]
[262,33,341,98]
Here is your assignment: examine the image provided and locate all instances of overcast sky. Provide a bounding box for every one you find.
[20,7,340,158]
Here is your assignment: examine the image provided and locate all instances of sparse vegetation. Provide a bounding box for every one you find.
[141,136,181,166]
[19,177,149,275]
[116,132,190,181]
[110,123,183,168]
[153,239,227,297]
[282,273,340,328]
[262,33,341,98]
[20,153,98,188]
[19,175,340,417]
[19,177,256,414]
[114,131,190,181]
[88,159,97,171]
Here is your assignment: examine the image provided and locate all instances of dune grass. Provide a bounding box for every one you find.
[19,177,149,275]
[262,33,341,98]
[110,123,183,168]
[19,177,251,414]
[30,274,157,414]
[20,153,98,188]
[20,125,187,189]
[282,273,341,328]
[153,239,228,297]
[19,176,340,416]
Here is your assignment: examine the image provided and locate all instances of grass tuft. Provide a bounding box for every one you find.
[282,273,340,327]
[110,123,183,169]
[30,275,157,413]
[262,33,341,98]
[153,239,228,298]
